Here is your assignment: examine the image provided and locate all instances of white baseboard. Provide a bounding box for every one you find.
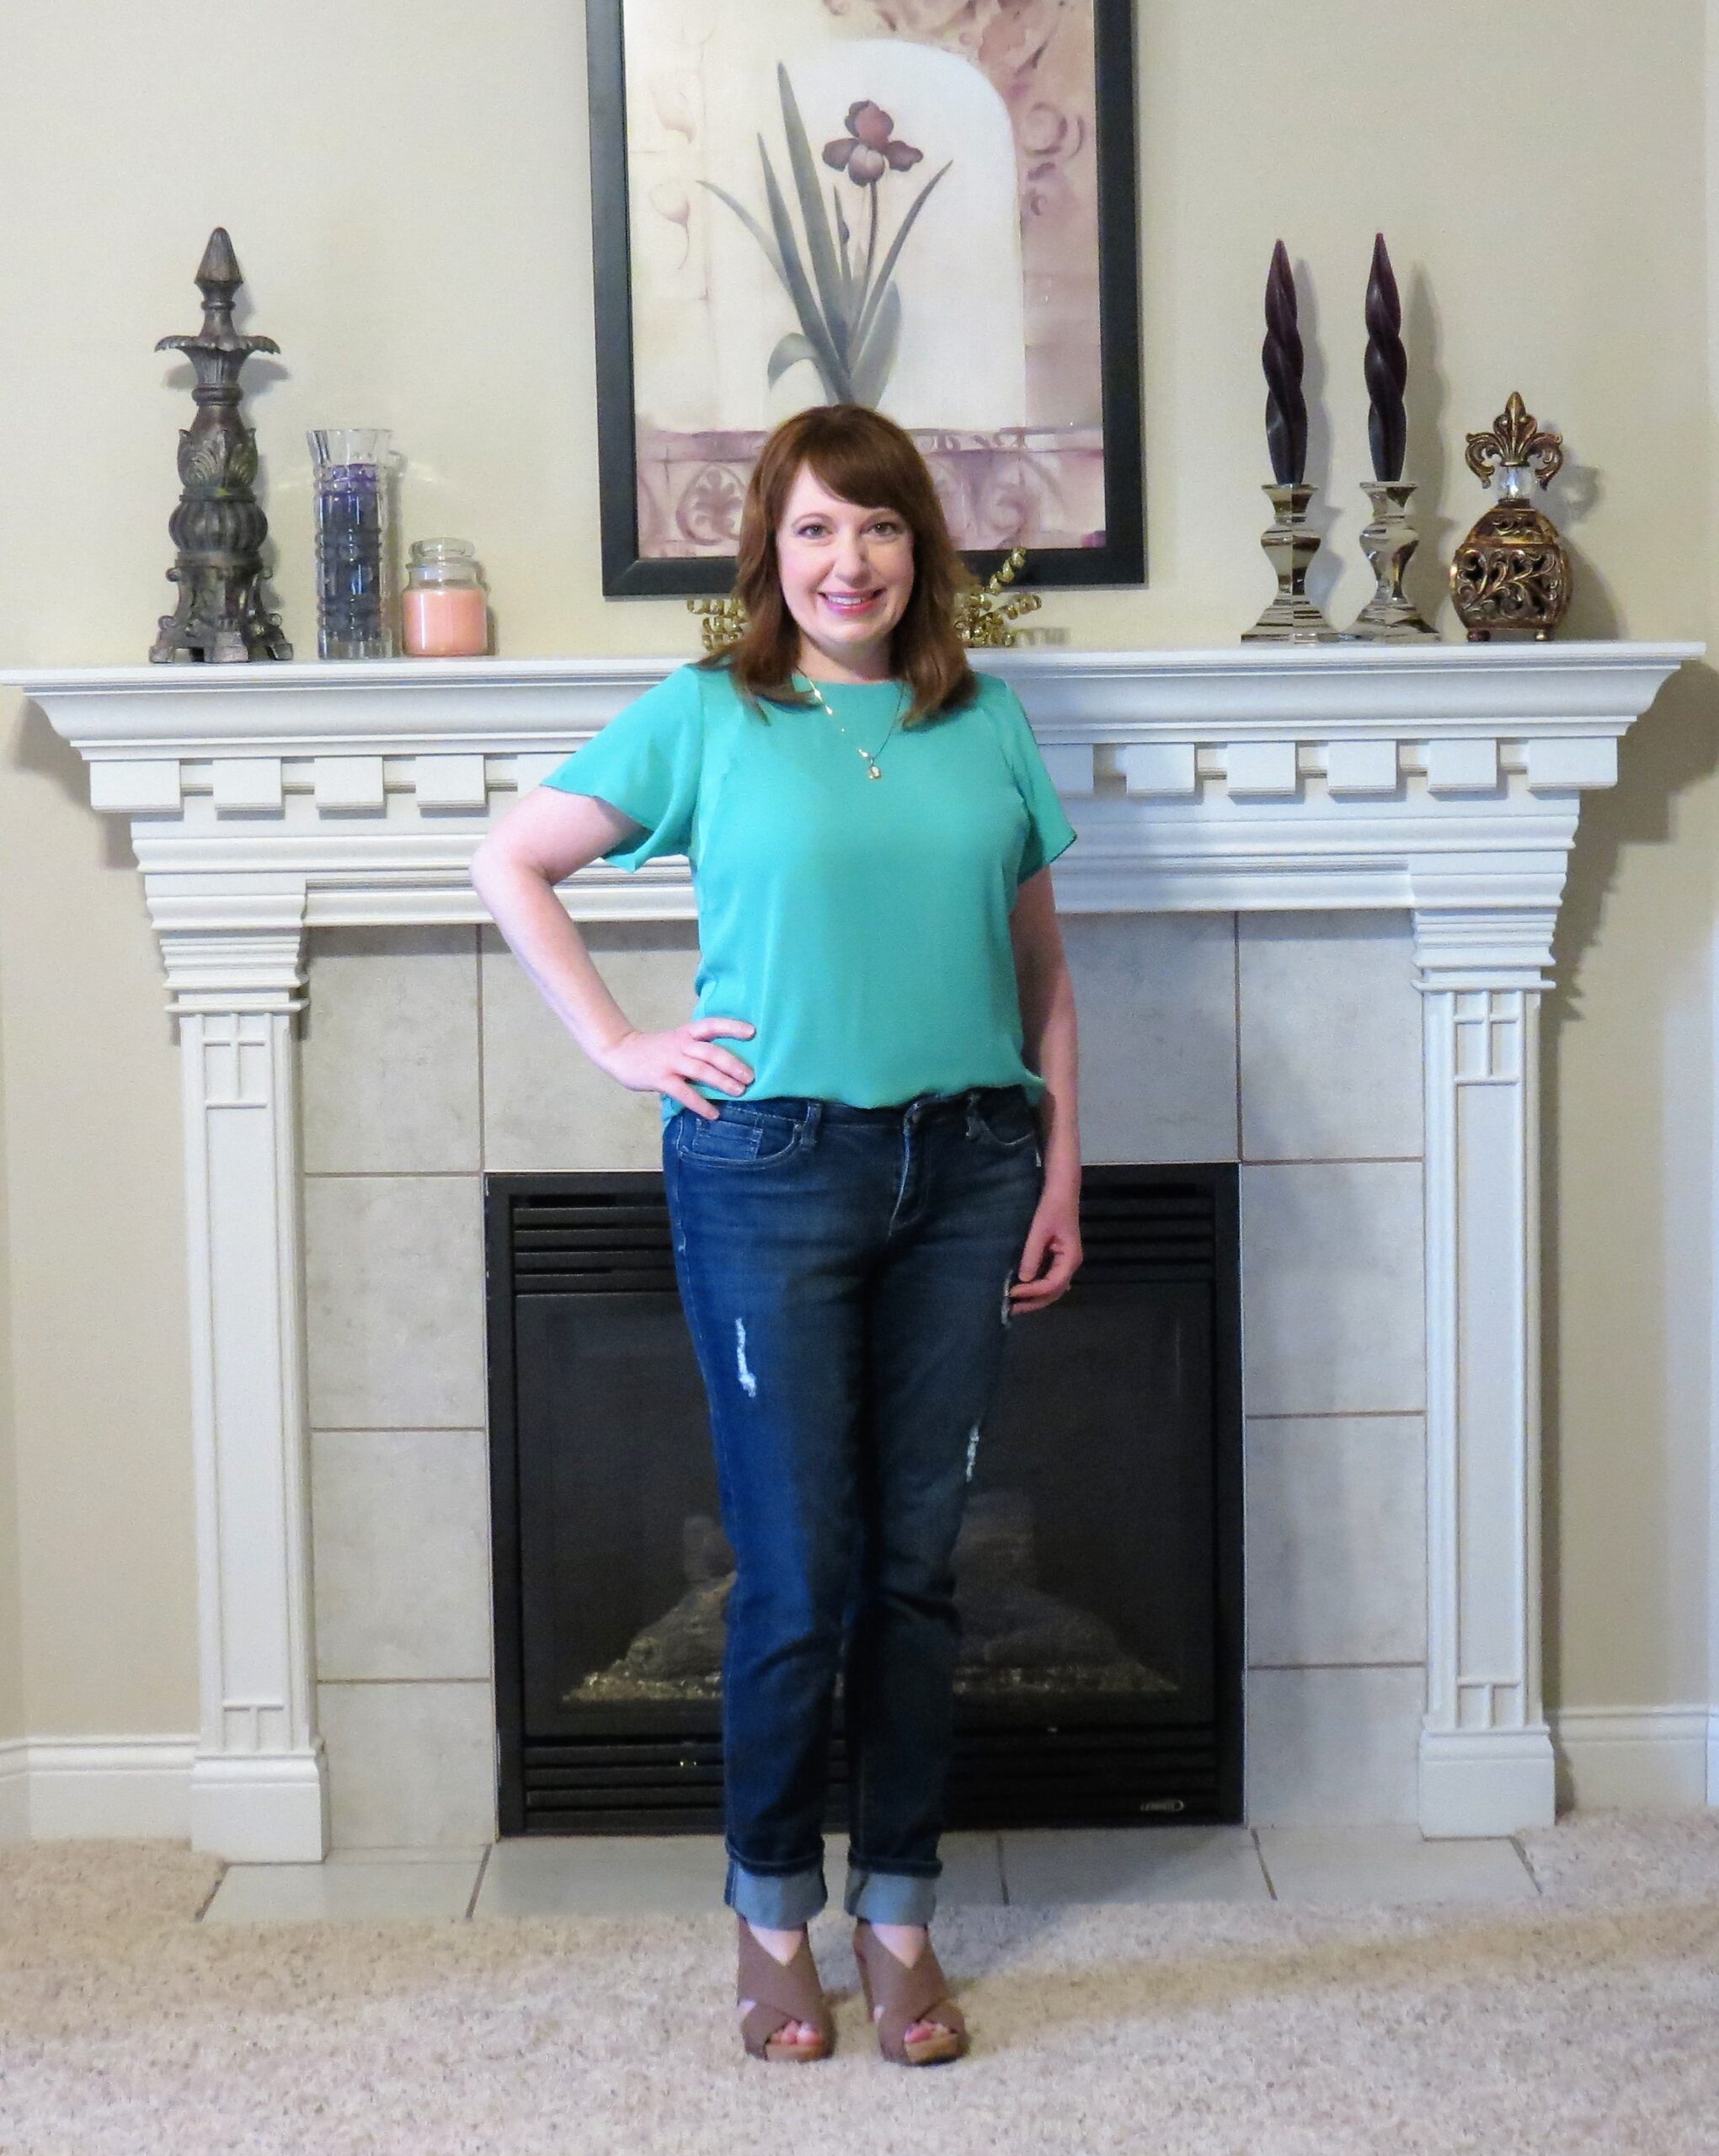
[190,1746,329,1861]
[1551,1705,1716,1813]
[0,1716,1714,1848]
[1417,1723,1556,1835]
[0,1740,29,1843]
[0,1735,195,1842]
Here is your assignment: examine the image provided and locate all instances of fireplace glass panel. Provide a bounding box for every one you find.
[488,1166,1241,1833]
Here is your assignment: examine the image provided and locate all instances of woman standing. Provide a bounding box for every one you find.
[472,404,1081,2065]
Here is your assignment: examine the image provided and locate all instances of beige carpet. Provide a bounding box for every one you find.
[2,1813,1716,2154]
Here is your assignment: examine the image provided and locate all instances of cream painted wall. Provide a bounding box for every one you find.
[0,1019,22,1741]
[0,0,1711,1737]
[1699,0,1716,1785]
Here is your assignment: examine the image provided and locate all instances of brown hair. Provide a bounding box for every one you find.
[705,403,976,726]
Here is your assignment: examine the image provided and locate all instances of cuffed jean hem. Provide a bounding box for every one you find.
[724,1856,827,1929]
[843,1865,939,1925]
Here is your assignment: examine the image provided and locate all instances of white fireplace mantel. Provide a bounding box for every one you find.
[12,639,1700,1860]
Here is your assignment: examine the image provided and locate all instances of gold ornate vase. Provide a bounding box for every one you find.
[1449,393,1569,642]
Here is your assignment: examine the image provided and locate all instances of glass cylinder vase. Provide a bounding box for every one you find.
[307,428,394,659]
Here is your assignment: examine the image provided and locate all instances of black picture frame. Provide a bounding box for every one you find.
[586,0,1144,597]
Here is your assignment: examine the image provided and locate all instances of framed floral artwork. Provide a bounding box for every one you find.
[587,0,1143,595]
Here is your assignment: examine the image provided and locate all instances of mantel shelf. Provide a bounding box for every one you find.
[9,639,1703,754]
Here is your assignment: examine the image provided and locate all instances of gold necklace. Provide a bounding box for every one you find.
[798,673,906,780]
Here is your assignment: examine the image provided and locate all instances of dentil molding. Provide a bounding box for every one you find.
[13,642,1700,949]
[8,639,1701,1858]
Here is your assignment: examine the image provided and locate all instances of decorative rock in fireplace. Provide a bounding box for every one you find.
[12,639,1697,1860]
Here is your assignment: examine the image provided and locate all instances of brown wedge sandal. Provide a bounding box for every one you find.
[735,1919,835,2063]
[852,1921,969,2066]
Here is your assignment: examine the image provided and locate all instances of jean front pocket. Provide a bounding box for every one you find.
[970,1089,1039,1153]
[675,1102,803,1169]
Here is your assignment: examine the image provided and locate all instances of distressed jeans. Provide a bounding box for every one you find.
[662,1083,1044,1929]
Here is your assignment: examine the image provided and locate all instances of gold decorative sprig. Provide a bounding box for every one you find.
[686,547,1045,654]
[953,548,1042,648]
[1465,392,1564,488]
[687,594,750,655]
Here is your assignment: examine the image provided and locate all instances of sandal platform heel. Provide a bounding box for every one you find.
[736,1919,835,2063]
[852,1920,969,2066]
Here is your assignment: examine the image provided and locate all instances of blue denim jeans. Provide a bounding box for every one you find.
[662,1083,1044,1929]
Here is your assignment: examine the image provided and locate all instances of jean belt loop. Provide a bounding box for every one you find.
[802,1099,822,1150]
[964,1088,981,1141]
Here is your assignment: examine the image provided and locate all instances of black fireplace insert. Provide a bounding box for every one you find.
[487,1164,1242,1834]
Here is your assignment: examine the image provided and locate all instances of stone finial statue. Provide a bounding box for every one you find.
[150,227,291,662]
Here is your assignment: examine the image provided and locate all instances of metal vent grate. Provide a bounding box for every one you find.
[521,1722,1224,1835]
[507,1170,1217,1294]
[511,1193,679,1295]
[1076,1174,1217,1281]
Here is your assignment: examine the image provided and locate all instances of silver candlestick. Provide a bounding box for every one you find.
[1348,480,1439,641]
[1241,483,1342,643]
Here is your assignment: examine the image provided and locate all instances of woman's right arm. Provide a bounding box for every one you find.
[469,784,754,1120]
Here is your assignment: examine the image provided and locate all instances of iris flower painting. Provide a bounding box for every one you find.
[702,72,949,410]
[597,0,1141,585]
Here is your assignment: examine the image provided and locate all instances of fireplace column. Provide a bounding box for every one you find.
[155,893,326,1861]
[1412,899,1561,1836]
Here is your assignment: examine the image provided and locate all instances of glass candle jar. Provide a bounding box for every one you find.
[307,428,394,659]
[402,538,490,657]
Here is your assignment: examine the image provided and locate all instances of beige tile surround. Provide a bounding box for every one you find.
[302,911,1427,1848]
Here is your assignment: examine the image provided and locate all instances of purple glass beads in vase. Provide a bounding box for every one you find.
[307,428,394,658]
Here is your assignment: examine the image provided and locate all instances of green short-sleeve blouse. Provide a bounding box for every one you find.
[542,660,1076,1123]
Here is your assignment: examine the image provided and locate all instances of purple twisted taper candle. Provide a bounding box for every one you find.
[1262,240,1308,485]
[1364,232,1407,482]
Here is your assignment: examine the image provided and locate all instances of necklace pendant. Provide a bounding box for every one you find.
[867,762,883,779]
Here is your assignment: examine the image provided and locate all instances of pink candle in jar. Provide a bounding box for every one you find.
[401,538,491,656]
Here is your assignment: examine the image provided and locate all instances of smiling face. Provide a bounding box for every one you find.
[775,461,916,683]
